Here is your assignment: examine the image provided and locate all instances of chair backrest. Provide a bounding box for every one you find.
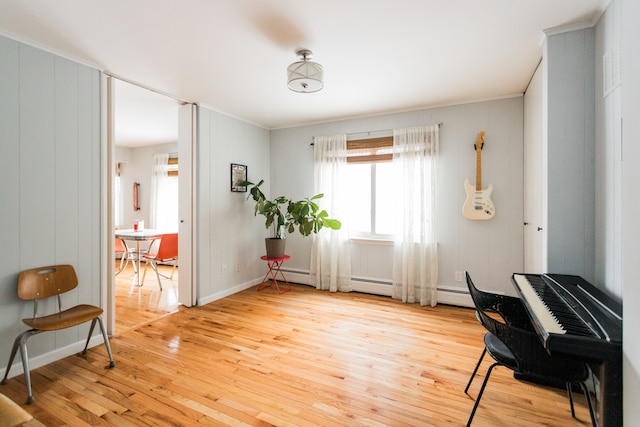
[17,264,78,301]
[154,233,178,260]
[465,271,534,330]
[466,272,500,312]
[115,238,127,253]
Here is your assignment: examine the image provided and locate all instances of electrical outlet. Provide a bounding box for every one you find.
[235,263,240,272]
[454,271,463,282]
[246,260,251,269]
[221,264,227,274]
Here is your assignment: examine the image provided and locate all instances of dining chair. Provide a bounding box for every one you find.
[464,272,596,426]
[1,264,115,404]
[114,236,130,275]
[142,233,178,290]
[114,228,142,275]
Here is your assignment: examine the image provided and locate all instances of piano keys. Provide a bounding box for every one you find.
[511,273,622,427]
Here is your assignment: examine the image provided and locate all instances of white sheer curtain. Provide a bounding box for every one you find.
[150,153,178,231]
[391,125,439,306]
[310,134,352,292]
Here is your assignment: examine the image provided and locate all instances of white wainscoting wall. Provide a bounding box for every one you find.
[0,35,102,378]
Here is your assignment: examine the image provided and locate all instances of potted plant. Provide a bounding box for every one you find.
[240,179,342,258]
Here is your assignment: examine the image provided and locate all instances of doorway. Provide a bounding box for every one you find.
[107,76,194,334]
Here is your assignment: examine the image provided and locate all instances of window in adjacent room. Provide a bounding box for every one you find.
[151,154,179,232]
[115,162,123,227]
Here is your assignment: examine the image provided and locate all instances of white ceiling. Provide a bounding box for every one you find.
[113,79,182,147]
[0,0,609,146]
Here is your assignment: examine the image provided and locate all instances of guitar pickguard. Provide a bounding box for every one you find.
[462,179,495,220]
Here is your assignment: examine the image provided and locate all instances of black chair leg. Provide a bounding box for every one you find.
[579,382,597,427]
[465,348,486,394]
[467,362,498,427]
[566,382,576,418]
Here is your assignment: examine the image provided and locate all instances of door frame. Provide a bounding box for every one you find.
[104,74,196,334]
[178,103,196,307]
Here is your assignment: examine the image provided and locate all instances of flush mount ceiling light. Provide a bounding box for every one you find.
[287,48,324,93]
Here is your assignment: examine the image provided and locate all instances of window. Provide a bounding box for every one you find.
[167,157,178,177]
[345,136,398,238]
[314,125,439,304]
[114,162,123,227]
[155,174,179,231]
[151,154,179,232]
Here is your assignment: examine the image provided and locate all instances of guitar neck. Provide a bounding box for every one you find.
[475,147,482,191]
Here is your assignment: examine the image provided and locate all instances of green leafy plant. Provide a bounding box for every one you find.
[241,179,341,238]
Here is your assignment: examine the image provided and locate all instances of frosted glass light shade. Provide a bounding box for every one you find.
[287,60,324,93]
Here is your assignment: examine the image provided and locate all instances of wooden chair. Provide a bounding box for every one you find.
[1,264,115,404]
[141,233,178,290]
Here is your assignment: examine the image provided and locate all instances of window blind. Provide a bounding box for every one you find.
[346,136,393,164]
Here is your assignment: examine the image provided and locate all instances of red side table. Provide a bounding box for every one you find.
[258,255,291,294]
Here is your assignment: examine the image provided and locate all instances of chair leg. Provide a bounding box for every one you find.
[1,335,23,385]
[17,335,35,404]
[115,251,129,275]
[81,317,116,368]
[83,318,98,353]
[1,330,39,404]
[141,259,148,284]
[97,316,116,368]
[467,362,498,427]
[169,259,177,280]
[130,251,138,274]
[579,382,597,427]
[465,348,487,394]
[566,382,576,418]
[150,260,163,291]
[154,260,177,281]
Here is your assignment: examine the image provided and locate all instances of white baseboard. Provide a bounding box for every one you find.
[197,278,262,306]
[280,271,392,295]
[279,270,472,306]
[437,286,474,308]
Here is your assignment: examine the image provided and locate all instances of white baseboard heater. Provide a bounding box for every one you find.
[280,269,473,308]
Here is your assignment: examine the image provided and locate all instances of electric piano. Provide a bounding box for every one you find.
[511,273,622,427]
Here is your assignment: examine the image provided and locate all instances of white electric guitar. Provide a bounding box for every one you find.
[462,131,495,220]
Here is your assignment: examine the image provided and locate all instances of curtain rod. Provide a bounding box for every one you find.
[150,152,178,157]
[310,122,443,145]
[347,122,442,138]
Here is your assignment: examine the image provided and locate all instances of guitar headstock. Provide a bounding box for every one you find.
[474,131,486,151]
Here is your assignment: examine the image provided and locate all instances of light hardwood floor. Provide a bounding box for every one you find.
[115,263,180,335]
[2,281,592,426]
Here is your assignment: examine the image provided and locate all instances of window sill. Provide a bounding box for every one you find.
[349,236,394,245]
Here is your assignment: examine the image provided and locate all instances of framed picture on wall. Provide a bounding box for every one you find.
[230,163,247,192]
